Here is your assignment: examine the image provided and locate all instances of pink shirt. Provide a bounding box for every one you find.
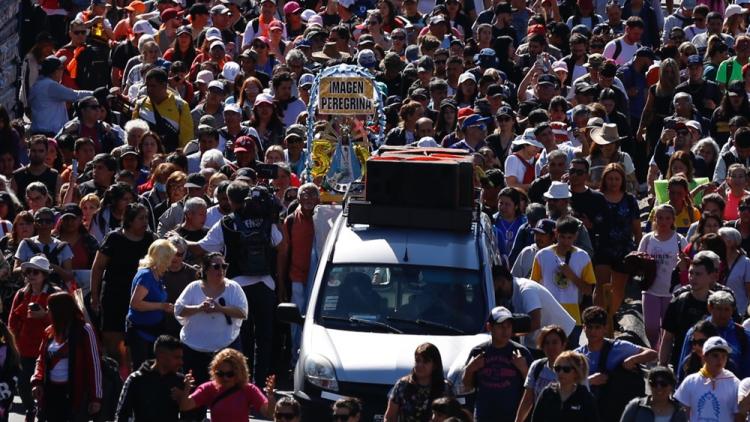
[190,381,267,421]
[724,191,746,222]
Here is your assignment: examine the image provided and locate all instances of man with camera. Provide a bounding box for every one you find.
[188,181,282,386]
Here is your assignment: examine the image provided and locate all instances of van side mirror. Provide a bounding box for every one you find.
[277,303,304,325]
[512,313,531,335]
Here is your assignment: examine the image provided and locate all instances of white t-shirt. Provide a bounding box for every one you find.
[530,246,596,323]
[504,154,534,183]
[174,279,249,353]
[524,358,557,397]
[603,37,640,66]
[511,277,577,348]
[638,232,687,297]
[675,369,739,422]
[48,340,69,383]
[205,205,227,229]
[197,219,283,289]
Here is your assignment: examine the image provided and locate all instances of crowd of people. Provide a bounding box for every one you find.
[7,0,750,419]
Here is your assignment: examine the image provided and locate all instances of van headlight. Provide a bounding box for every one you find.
[304,354,339,391]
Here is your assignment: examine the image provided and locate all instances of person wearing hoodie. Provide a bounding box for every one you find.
[620,366,688,422]
[116,335,185,421]
[662,0,695,45]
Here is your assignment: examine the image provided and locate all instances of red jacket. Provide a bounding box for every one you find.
[32,323,103,409]
[8,285,58,358]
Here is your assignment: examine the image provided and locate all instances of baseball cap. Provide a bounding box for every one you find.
[284,1,302,14]
[537,74,559,87]
[40,55,66,75]
[357,49,378,68]
[185,173,207,189]
[300,9,316,22]
[205,27,222,42]
[269,20,284,31]
[488,306,513,324]
[299,73,315,88]
[119,145,139,158]
[210,40,226,50]
[486,84,506,98]
[190,3,209,15]
[208,80,225,91]
[176,25,191,36]
[234,136,256,153]
[728,80,745,97]
[60,203,83,219]
[210,4,231,15]
[195,69,214,85]
[532,219,556,235]
[125,1,147,13]
[687,54,703,66]
[458,72,476,85]
[600,61,618,77]
[223,103,242,114]
[462,114,490,131]
[527,24,546,35]
[221,61,240,81]
[132,19,157,35]
[584,53,604,68]
[161,7,183,22]
[429,15,446,25]
[497,105,515,118]
[686,120,702,132]
[254,93,274,107]
[287,124,306,139]
[702,336,733,355]
[457,107,475,121]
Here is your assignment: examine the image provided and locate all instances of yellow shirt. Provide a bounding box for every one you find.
[132,91,194,148]
[530,245,596,324]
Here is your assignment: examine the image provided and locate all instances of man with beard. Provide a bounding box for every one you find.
[12,136,59,200]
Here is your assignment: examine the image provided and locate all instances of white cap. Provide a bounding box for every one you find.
[300,9,316,22]
[338,0,355,8]
[221,61,240,81]
[702,336,733,355]
[205,27,222,41]
[195,69,214,85]
[223,103,242,114]
[488,306,513,324]
[208,80,225,91]
[299,73,315,87]
[132,19,157,35]
[307,14,323,27]
[458,72,476,85]
[210,40,226,50]
[725,4,746,19]
[512,128,544,149]
[416,137,438,148]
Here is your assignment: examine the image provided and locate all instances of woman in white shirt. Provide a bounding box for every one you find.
[175,252,248,386]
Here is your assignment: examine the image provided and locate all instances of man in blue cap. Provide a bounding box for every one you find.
[452,115,491,152]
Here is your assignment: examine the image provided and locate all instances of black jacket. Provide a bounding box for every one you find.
[532,383,599,422]
[115,360,184,421]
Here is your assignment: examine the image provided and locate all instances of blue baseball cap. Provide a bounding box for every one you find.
[462,114,490,130]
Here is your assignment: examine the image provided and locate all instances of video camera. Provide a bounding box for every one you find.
[240,185,281,221]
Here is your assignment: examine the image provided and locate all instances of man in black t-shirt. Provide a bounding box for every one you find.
[674,55,723,120]
[659,251,717,368]
[568,158,607,235]
[12,135,59,203]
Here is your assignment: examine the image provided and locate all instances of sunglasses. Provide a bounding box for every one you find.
[34,218,54,225]
[73,30,87,35]
[24,269,43,276]
[691,338,707,346]
[215,370,235,378]
[332,415,351,421]
[392,35,406,40]
[554,365,574,373]
[253,43,267,49]
[210,262,229,270]
[275,412,298,420]
[568,168,587,176]
[649,380,673,388]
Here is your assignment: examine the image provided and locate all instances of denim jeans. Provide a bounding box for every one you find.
[290,281,310,364]
[241,283,275,385]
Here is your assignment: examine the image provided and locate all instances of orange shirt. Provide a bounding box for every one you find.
[286,208,315,283]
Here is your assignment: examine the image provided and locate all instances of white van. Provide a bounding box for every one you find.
[278,187,507,421]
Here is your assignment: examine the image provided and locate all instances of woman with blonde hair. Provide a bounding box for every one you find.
[126,239,178,369]
[637,58,681,151]
[531,351,597,421]
[79,193,100,231]
[178,347,276,420]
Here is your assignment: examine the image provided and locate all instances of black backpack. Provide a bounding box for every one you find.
[75,43,111,90]
[592,339,646,421]
[26,241,70,287]
[93,356,123,421]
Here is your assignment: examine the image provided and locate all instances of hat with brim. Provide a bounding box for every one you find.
[61,203,84,219]
[312,42,350,62]
[543,181,572,199]
[21,255,51,273]
[512,131,544,149]
[488,306,513,324]
[590,123,621,145]
[531,218,556,235]
[702,336,733,355]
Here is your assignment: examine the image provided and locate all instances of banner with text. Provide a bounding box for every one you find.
[317,77,376,115]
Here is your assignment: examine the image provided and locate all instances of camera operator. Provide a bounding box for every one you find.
[187,180,282,386]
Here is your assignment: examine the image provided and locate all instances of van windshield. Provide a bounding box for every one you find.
[314,264,486,335]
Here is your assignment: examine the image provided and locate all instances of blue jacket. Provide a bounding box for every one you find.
[617,60,649,119]
[677,316,750,379]
[28,77,92,135]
